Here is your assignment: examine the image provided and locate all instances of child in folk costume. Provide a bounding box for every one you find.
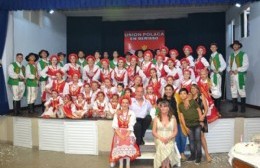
[57,52,66,67]
[74,93,88,118]
[197,69,220,123]
[117,83,125,97]
[90,80,101,104]
[135,49,144,67]
[161,76,178,97]
[130,75,143,95]
[181,58,196,82]
[100,58,113,83]
[145,85,158,119]
[93,91,109,118]
[45,70,66,98]
[25,53,39,114]
[126,55,144,87]
[109,96,140,168]
[77,50,87,68]
[124,88,133,98]
[154,54,167,78]
[164,58,183,89]
[159,45,169,63]
[41,90,64,118]
[102,77,117,100]
[141,50,155,79]
[194,45,209,80]
[82,55,100,83]
[183,45,195,67]
[147,68,165,98]
[63,72,84,102]
[107,94,121,119]
[40,55,62,110]
[209,43,226,111]
[111,57,128,87]
[180,69,195,93]
[169,49,181,68]
[110,50,119,69]
[82,83,93,117]
[37,50,49,112]
[61,94,77,119]
[63,53,81,82]
[8,53,26,116]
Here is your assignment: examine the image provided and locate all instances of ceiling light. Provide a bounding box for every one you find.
[235,3,241,8]
[49,10,54,14]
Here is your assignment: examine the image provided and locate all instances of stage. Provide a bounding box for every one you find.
[0,101,260,156]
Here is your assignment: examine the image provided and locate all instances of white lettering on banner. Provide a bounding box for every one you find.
[125,31,164,37]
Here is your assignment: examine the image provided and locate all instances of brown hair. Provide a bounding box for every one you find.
[157,100,173,121]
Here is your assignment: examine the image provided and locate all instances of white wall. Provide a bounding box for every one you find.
[226,2,260,106]
[3,11,67,109]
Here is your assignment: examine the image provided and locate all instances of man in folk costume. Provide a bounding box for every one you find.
[94,51,102,68]
[82,55,100,83]
[183,45,195,67]
[135,49,144,67]
[209,43,226,111]
[37,49,49,110]
[57,52,66,67]
[25,53,39,114]
[8,53,26,115]
[109,50,119,69]
[227,40,249,113]
[77,50,87,68]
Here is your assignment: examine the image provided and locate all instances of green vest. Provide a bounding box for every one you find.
[26,64,38,87]
[58,61,64,67]
[8,62,25,86]
[39,59,49,81]
[230,51,246,89]
[77,59,87,68]
[109,60,117,69]
[210,53,221,85]
[96,61,101,68]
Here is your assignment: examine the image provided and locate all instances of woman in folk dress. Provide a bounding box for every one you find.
[109,96,140,168]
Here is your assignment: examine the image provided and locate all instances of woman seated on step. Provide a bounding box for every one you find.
[152,99,180,168]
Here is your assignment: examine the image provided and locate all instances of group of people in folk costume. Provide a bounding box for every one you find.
[8,40,248,167]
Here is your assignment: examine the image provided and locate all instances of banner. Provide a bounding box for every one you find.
[124,30,165,54]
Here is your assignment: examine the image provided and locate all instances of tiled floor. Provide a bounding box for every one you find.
[0,143,231,168]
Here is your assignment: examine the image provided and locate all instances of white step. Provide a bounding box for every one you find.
[136,152,154,160]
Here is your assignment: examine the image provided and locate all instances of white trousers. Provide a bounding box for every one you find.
[39,81,47,97]
[27,86,38,104]
[210,73,222,99]
[230,74,246,98]
[11,82,25,101]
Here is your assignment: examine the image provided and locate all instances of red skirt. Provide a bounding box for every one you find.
[109,128,140,163]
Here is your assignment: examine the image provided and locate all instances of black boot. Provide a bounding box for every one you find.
[42,102,45,112]
[229,98,238,112]
[13,101,18,116]
[28,104,33,114]
[32,103,35,113]
[214,98,221,112]
[17,100,21,116]
[240,98,246,113]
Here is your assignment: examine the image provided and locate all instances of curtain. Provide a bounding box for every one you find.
[0,10,9,115]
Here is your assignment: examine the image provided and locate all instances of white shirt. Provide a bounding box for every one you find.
[130,98,152,119]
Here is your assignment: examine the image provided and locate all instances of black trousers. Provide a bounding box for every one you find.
[134,115,152,145]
